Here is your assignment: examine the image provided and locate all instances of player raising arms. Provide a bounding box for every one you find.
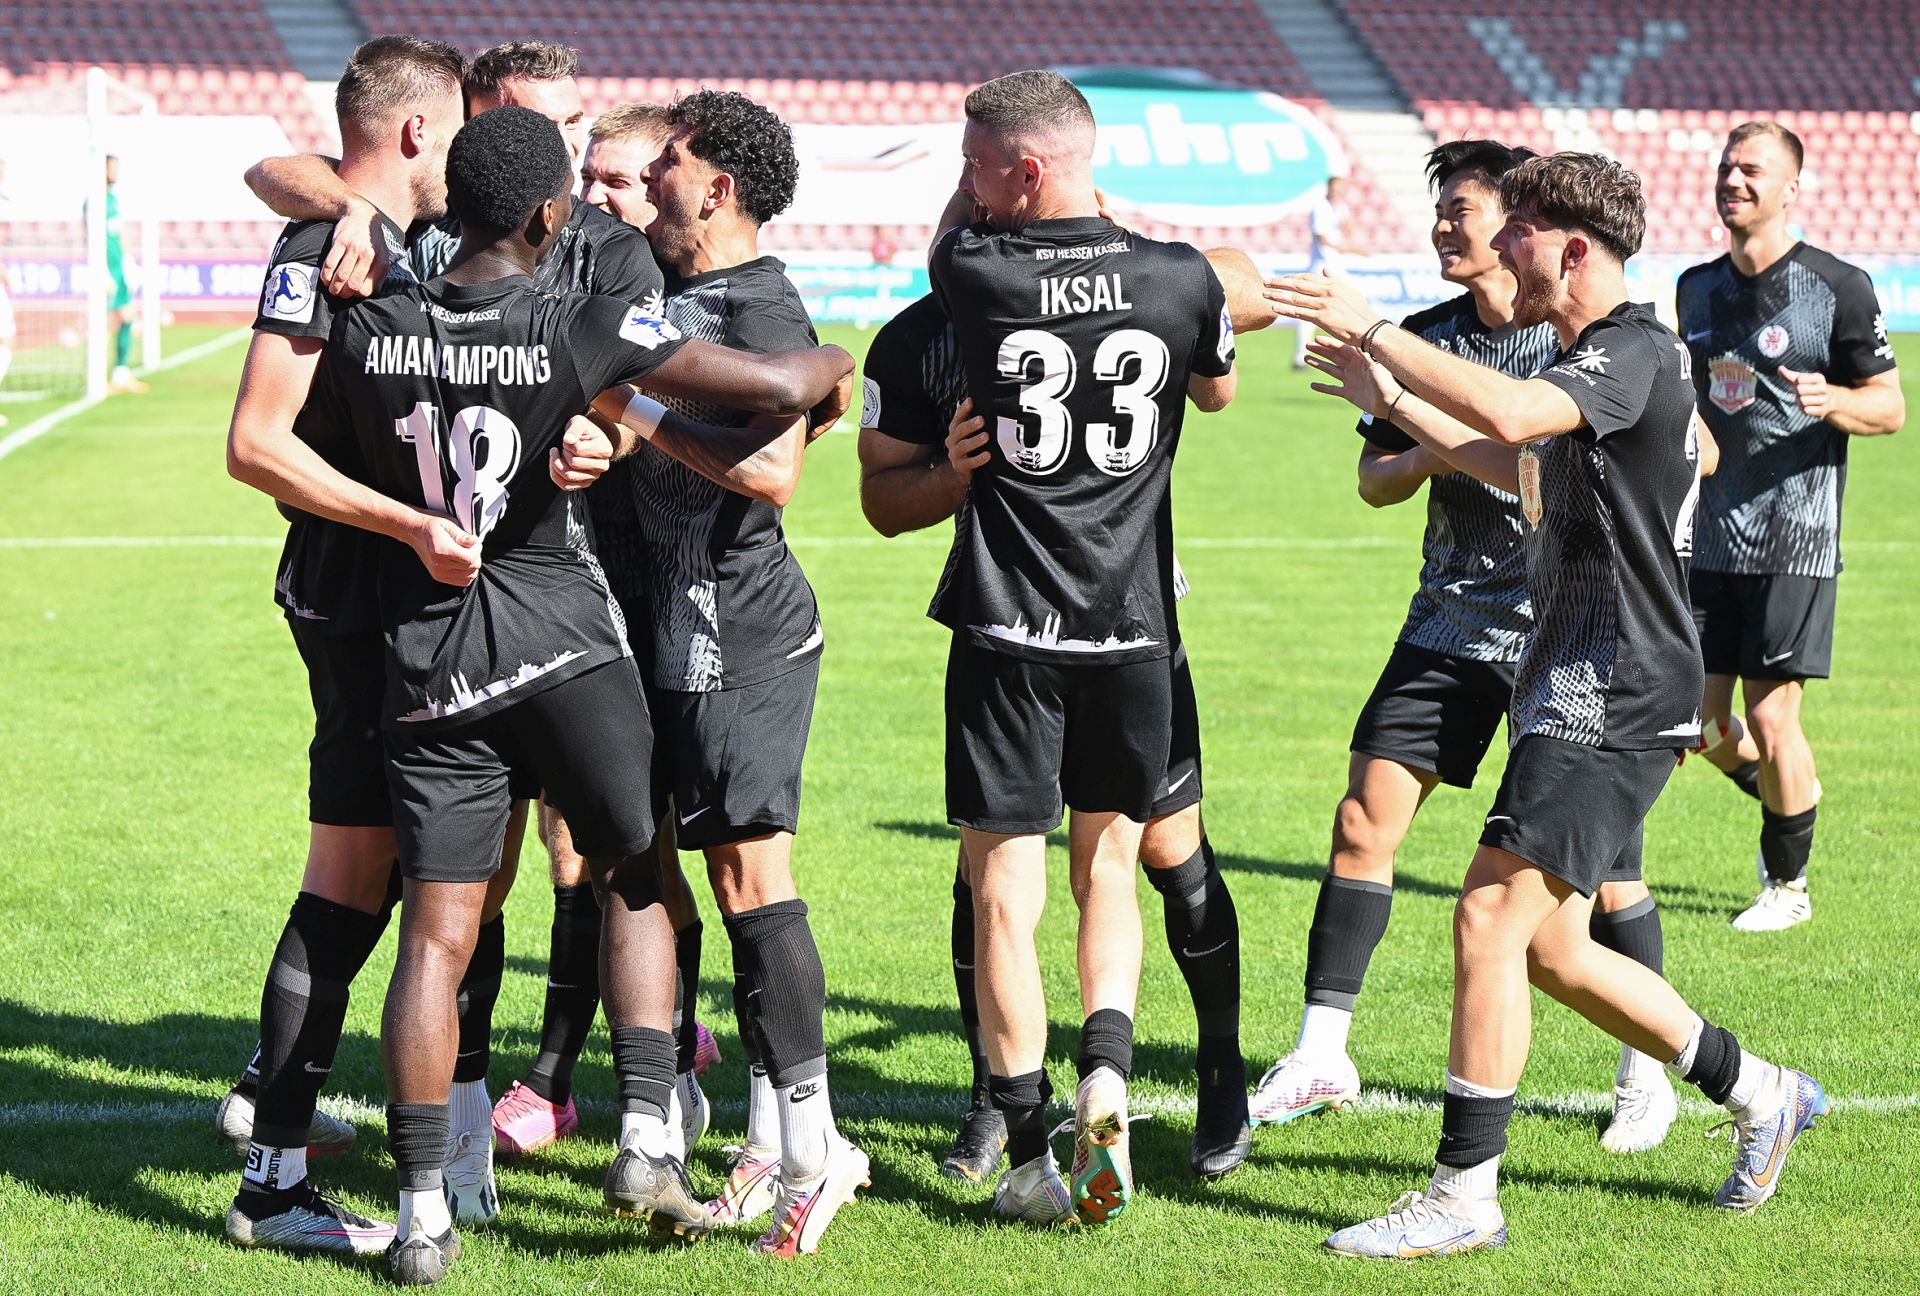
[926,70,1236,1226]
[1679,121,1903,931]
[1252,139,1682,1154]
[1274,152,1824,1258]
[216,36,467,1257]
[230,105,853,1283]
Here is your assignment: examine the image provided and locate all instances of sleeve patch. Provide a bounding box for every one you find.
[619,308,682,349]
[261,263,318,324]
[1217,302,1235,365]
[860,375,883,429]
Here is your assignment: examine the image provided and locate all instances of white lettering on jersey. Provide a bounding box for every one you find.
[261,263,317,324]
[859,376,882,429]
[1039,273,1133,316]
[1034,239,1128,261]
[363,338,552,385]
[619,308,682,349]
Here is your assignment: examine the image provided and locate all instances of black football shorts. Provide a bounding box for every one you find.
[1350,641,1516,788]
[290,620,393,828]
[1148,642,1204,819]
[1690,568,1836,680]
[945,637,1173,834]
[1478,735,1676,897]
[386,659,656,883]
[647,657,820,851]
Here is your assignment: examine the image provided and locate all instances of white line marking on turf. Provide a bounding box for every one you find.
[0,534,282,550]
[0,328,249,466]
[3,1088,1915,1129]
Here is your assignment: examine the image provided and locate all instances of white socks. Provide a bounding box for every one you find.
[619,1110,672,1157]
[242,1142,307,1192]
[745,1067,781,1152]
[398,1185,451,1237]
[1667,1014,1705,1076]
[777,1071,835,1183]
[1726,1051,1777,1120]
[449,1079,491,1137]
[1297,1004,1353,1058]
[1617,1043,1667,1086]
[1429,1155,1501,1204]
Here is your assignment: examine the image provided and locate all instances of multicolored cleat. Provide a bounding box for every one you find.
[693,1020,722,1076]
[224,1181,394,1254]
[1709,1068,1828,1213]
[1599,1072,1678,1154]
[752,1133,870,1257]
[214,1087,358,1160]
[387,1217,462,1286]
[1324,1190,1507,1259]
[443,1127,498,1225]
[605,1141,710,1236]
[705,1143,781,1227]
[991,1152,1073,1225]
[491,1081,579,1157]
[1069,1067,1134,1227]
[1250,1049,1360,1126]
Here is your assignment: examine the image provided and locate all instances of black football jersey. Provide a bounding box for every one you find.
[300,273,688,732]
[860,292,968,446]
[1359,295,1557,663]
[609,256,823,693]
[409,200,665,311]
[255,212,418,635]
[1677,243,1895,578]
[1517,302,1703,749]
[926,217,1233,664]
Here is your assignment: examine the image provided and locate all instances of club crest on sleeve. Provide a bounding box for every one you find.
[860,376,882,428]
[1709,355,1758,414]
[1217,303,1235,364]
[1757,324,1790,359]
[619,309,682,349]
[262,263,317,323]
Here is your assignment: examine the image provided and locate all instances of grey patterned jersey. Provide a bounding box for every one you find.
[1677,243,1895,577]
[1359,294,1558,662]
[1516,303,1703,750]
[616,256,823,693]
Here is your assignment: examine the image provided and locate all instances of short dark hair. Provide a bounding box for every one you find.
[1500,152,1645,263]
[465,40,578,102]
[667,90,799,225]
[1425,138,1538,196]
[446,106,572,233]
[964,69,1095,144]
[335,35,466,140]
[1726,120,1804,173]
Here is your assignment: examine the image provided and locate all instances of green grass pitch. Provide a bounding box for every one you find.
[1,322,1917,1293]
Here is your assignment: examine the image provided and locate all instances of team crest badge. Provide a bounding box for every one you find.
[261,262,317,324]
[859,376,882,428]
[618,309,682,349]
[1516,445,1543,529]
[1757,324,1790,358]
[1708,355,1757,414]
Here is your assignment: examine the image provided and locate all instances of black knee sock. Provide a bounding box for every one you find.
[1077,1008,1134,1082]
[610,1025,677,1122]
[453,915,505,1086]
[1590,896,1664,976]
[1304,873,1394,1010]
[237,863,400,1102]
[525,885,601,1104]
[1436,1089,1515,1168]
[1143,837,1242,1086]
[387,1103,450,1195]
[728,924,765,1073]
[1760,805,1817,884]
[989,1070,1053,1167]
[951,866,990,1107]
[1683,1020,1742,1105]
[252,892,388,1146]
[723,900,827,1087]
[672,920,704,1075]
[1724,761,1763,800]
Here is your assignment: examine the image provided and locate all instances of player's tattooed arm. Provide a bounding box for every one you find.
[1205,247,1279,335]
[243,154,387,299]
[1779,365,1904,437]
[226,332,481,586]
[1356,443,1440,508]
[1307,339,1520,494]
[589,388,805,506]
[858,420,969,537]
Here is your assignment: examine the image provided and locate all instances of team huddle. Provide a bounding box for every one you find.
[215,35,1900,1283]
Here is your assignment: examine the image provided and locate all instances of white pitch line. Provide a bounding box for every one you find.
[3,1087,1915,1130]
[0,534,282,550]
[0,328,249,466]
[0,533,1416,552]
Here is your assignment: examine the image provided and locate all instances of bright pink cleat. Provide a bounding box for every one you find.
[491,1081,578,1157]
[752,1134,870,1258]
[693,1021,721,1077]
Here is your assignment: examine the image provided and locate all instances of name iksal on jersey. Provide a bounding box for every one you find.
[1039,272,1132,315]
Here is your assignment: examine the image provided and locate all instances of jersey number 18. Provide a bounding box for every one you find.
[395,401,523,540]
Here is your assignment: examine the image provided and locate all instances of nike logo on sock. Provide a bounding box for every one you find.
[788,1081,820,1104]
[1181,940,1229,958]
[546,979,578,990]
[303,1061,330,1075]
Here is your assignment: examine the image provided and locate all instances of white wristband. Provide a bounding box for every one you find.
[622,391,668,439]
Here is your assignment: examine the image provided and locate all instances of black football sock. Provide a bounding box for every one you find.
[387,1102,450,1197]
[722,900,827,1087]
[1435,1088,1515,1169]
[1760,805,1816,884]
[1724,760,1763,800]
[672,920,704,1075]
[610,1025,677,1123]
[951,864,991,1107]
[1304,873,1394,1010]
[453,915,505,1086]
[1680,1020,1743,1105]
[1143,837,1242,1087]
[1077,1008,1134,1083]
[1590,896,1664,976]
[252,892,387,1147]
[525,884,600,1104]
[236,1046,263,1100]
[726,919,765,1072]
[990,1070,1054,1167]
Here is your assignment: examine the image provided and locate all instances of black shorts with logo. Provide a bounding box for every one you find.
[1148,642,1204,820]
[647,657,820,852]
[386,659,656,883]
[945,637,1174,834]
[1351,641,1516,789]
[290,620,393,828]
[1478,735,1676,896]
[1690,568,1836,680]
